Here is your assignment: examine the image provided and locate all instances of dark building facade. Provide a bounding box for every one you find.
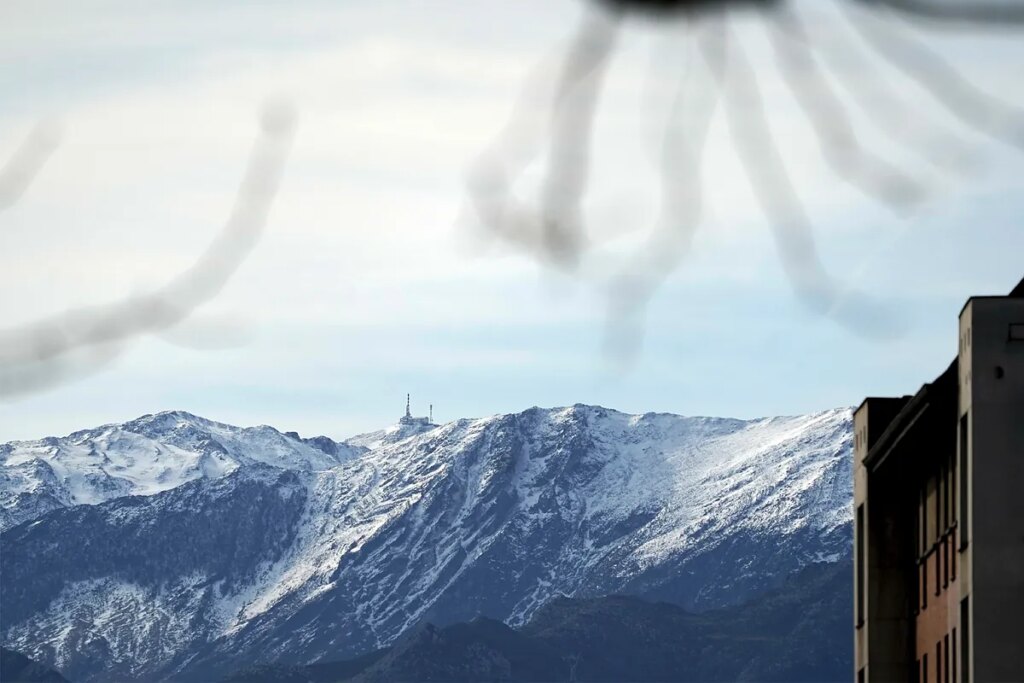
[853,279,1024,682]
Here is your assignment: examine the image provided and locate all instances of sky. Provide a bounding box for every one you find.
[1,0,1022,442]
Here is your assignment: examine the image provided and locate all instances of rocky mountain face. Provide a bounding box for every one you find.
[0,411,361,532]
[0,647,69,683]
[0,405,853,682]
[227,561,851,683]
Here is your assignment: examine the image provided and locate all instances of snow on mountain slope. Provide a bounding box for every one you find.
[0,411,361,531]
[343,420,439,451]
[0,405,853,683]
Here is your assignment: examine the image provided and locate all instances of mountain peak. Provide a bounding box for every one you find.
[0,410,357,532]
[343,419,441,450]
[121,410,214,433]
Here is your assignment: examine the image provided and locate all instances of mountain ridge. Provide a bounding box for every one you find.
[1,403,853,682]
[224,560,852,683]
[0,409,366,532]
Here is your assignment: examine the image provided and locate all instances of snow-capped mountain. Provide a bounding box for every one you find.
[0,405,853,682]
[343,420,440,451]
[0,411,362,532]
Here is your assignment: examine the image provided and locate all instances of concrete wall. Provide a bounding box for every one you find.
[854,405,868,680]
[854,398,914,682]
[960,297,1024,683]
[866,470,915,681]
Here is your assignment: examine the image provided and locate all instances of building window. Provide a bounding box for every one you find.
[939,464,945,533]
[946,528,954,581]
[959,413,970,551]
[945,461,952,530]
[950,451,957,524]
[945,634,951,683]
[858,667,866,683]
[922,561,928,611]
[961,597,970,683]
[920,483,928,556]
[939,464,948,589]
[923,653,929,683]
[856,503,865,627]
[943,536,949,589]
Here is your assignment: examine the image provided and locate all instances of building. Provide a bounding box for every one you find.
[399,393,433,426]
[853,278,1024,683]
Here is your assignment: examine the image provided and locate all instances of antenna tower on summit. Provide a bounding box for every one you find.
[401,393,431,426]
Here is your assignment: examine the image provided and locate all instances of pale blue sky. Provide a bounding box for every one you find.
[1,0,1022,441]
